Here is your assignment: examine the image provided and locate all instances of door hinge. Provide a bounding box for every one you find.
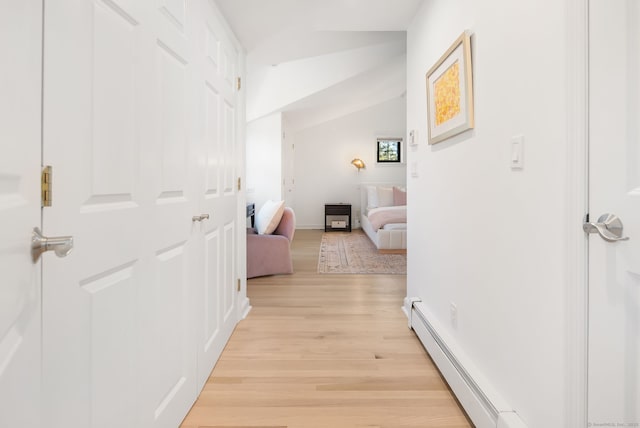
[237,177,242,191]
[237,278,241,292]
[236,77,241,91]
[41,165,52,207]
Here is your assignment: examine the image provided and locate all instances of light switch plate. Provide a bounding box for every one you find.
[409,129,418,146]
[511,135,524,170]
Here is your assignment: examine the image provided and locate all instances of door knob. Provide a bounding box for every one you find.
[583,213,630,242]
[192,214,210,222]
[31,227,74,263]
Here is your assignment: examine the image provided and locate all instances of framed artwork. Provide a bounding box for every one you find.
[377,139,402,163]
[426,31,474,145]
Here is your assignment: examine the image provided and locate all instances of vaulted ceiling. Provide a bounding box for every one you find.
[214,0,423,129]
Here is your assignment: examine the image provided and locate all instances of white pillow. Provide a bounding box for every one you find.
[377,186,394,207]
[255,200,285,234]
[366,186,379,210]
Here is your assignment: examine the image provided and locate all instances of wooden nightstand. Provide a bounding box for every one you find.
[324,203,352,232]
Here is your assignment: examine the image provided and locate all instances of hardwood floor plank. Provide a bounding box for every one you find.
[181,230,471,428]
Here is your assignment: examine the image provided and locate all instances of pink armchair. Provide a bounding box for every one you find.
[246,207,296,278]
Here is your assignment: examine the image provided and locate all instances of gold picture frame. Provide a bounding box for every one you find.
[426,32,474,145]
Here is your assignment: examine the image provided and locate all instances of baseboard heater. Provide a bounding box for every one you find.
[404,298,528,428]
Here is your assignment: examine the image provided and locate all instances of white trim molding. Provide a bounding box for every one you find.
[238,296,252,320]
[409,301,528,428]
[565,0,589,426]
[402,296,422,327]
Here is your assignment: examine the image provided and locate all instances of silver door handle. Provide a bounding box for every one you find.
[583,213,630,242]
[31,227,74,263]
[192,214,210,222]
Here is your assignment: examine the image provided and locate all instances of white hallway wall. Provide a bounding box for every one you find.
[407,1,568,427]
[292,97,406,229]
[246,112,283,211]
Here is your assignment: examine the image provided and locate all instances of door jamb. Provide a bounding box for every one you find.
[566,0,589,426]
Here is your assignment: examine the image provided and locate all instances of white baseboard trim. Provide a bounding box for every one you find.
[404,298,528,428]
[238,297,252,320]
[497,412,529,428]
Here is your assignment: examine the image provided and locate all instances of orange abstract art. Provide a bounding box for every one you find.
[426,32,473,144]
[434,61,461,126]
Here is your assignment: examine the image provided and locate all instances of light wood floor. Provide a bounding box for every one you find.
[181,229,472,428]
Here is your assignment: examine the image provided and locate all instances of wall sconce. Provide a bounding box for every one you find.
[351,158,365,171]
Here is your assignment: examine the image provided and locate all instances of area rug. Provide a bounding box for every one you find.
[317,230,407,274]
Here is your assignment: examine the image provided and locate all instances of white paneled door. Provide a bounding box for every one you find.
[42,1,241,427]
[0,2,43,427]
[192,5,240,389]
[588,0,640,425]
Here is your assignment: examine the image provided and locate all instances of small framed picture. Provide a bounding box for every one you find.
[426,31,474,144]
[377,138,402,163]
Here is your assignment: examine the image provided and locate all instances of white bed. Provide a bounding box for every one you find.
[360,184,407,251]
